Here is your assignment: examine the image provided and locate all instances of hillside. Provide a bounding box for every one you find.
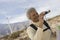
[0,15,60,40]
[0,21,29,37]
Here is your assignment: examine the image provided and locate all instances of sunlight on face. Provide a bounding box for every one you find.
[29,11,39,22]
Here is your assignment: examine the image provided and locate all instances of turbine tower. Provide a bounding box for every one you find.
[6,17,13,34]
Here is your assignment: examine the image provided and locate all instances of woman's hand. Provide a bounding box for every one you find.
[38,11,46,28]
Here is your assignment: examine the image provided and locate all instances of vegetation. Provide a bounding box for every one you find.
[0,29,30,40]
[57,26,60,30]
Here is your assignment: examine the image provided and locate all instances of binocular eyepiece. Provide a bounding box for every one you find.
[45,10,50,15]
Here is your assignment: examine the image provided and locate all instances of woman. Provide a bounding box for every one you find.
[26,7,51,40]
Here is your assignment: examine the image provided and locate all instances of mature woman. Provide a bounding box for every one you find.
[26,7,51,40]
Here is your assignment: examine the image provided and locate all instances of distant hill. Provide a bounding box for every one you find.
[0,21,30,37]
[0,15,60,40]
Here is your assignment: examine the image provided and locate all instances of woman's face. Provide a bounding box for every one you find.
[30,11,39,22]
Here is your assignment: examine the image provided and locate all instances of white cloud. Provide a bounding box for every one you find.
[0,0,27,3]
[8,14,27,23]
[0,0,60,24]
[0,11,8,14]
[0,14,28,24]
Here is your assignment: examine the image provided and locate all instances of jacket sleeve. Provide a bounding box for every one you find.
[26,26,36,40]
[27,26,43,40]
[33,27,43,40]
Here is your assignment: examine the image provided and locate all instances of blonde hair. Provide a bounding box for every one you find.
[27,7,37,19]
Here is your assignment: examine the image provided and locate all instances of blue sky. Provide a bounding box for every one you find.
[0,0,60,24]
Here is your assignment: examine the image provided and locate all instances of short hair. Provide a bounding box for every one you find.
[27,7,37,19]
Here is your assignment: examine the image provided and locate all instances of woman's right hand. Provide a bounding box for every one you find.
[38,11,46,28]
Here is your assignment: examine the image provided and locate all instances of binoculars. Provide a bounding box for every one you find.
[45,10,50,15]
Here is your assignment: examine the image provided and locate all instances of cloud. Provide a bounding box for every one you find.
[0,13,27,24]
[0,0,27,3]
[6,14,27,24]
[0,0,60,24]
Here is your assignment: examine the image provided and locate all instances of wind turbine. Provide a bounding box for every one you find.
[6,17,13,34]
[3,11,13,34]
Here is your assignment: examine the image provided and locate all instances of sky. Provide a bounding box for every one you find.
[0,0,60,24]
